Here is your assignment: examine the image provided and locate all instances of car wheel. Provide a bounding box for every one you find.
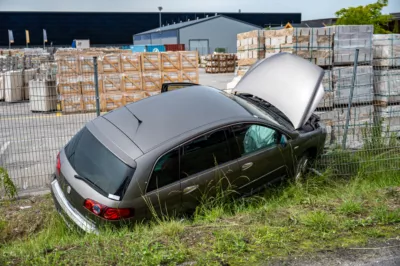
[294,154,310,182]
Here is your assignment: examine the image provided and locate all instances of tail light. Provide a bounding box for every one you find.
[84,199,134,220]
[56,152,61,176]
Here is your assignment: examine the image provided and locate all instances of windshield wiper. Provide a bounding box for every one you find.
[74,174,107,196]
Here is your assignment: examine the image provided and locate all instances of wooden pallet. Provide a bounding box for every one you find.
[82,94,99,112]
[142,53,161,71]
[124,91,146,105]
[162,70,180,83]
[57,75,81,95]
[180,51,199,69]
[121,53,142,72]
[142,71,162,91]
[101,54,121,73]
[122,72,142,92]
[79,52,103,74]
[56,55,80,75]
[81,74,103,94]
[103,74,123,93]
[101,93,124,111]
[61,94,83,113]
[161,52,181,71]
[181,69,199,83]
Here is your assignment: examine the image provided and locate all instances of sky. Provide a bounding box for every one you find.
[0,0,399,20]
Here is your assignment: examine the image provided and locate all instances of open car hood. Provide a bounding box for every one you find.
[233,53,325,129]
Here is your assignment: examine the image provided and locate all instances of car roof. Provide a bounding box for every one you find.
[100,86,252,152]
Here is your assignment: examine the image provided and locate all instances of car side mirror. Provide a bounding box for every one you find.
[280,135,288,148]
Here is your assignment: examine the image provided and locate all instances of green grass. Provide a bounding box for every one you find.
[1,164,400,265]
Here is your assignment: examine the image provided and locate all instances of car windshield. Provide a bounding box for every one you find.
[64,127,135,198]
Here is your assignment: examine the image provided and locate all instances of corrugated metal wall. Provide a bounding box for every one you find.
[0,12,301,46]
[179,16,261,54]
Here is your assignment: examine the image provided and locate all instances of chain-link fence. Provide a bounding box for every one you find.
[0,40,400,194]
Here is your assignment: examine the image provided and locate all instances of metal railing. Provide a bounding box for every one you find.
[0,47,399,194]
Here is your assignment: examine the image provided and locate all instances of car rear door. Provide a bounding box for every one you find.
[179,127,240,213]
[143,148,184,219]
[230,123,289,195]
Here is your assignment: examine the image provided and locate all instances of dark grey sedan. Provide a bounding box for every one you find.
[50,53,327,233]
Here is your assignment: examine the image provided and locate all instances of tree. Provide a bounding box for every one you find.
[335,0,393,33]
[394,19,400,34]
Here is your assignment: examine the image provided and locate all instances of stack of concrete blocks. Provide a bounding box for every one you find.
[3,70,23,102]
[323,25,375,149]
[237,30,265,66]
[318,70,334,109]
[0,74,4,100]
[29,78,57,112]
[267,27,334,66]
[23,69,37,100]
[332,25,374,65]
[374,105,400,140]
[332,66,374,105]
[373,34,400,140]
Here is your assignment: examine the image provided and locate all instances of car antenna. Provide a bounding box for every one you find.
[125,107,142,125]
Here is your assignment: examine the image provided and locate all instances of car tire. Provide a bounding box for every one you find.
[294,154,310,182]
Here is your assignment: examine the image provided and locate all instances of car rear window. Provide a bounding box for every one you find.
[65,127,135,198]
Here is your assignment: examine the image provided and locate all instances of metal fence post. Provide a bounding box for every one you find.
[93,57,101,117]
[342,48,360,149]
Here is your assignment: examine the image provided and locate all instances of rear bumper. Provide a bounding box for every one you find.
[50,179,98,234]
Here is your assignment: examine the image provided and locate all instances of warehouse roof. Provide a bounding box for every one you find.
[135,14,262,36]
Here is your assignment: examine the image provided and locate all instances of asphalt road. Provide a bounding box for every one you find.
[0,70,235,193]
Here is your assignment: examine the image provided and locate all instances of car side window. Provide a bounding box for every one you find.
[231,124,279,156]
[147,148,180,193]
[180,129,232,178]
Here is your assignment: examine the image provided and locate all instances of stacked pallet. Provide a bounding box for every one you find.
[265,27,334,66]
[205,53,236,73]
[54,49,199,113]
[373,34,400,140]
[237,30,265,66]
[333,25,373,65]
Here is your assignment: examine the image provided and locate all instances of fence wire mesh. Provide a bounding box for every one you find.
[0,35,400,194]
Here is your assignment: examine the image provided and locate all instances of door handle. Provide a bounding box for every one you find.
[183,185,199,195]
[241,162,253,171]
[226,169,234,174]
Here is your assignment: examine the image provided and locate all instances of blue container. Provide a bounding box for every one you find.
[130,45,147,53]
[146,45,166,52]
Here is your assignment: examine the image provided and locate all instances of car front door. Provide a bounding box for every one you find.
[179,127,240,213]
[230,123,288,195]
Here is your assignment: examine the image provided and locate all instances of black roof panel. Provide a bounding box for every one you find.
[102,86,251,152]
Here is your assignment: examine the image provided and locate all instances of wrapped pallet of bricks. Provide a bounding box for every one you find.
[373,34,400,67]
[205,53,236,73]
[0,74,4,100]
[265,27,334,66]
[332,25,373,65]
[374,105,400,140]
[23,69,37,100]
[29,79,57,112]
[237,30,265,66]
[332,105,375,149]
[333,66,374,105]
[373,68,400,105]
[4,70,23,102]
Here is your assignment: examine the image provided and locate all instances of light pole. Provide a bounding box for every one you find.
[158,6,163,33]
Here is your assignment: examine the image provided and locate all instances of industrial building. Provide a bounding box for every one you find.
[133,15,262,54]
[0,12,301,47]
